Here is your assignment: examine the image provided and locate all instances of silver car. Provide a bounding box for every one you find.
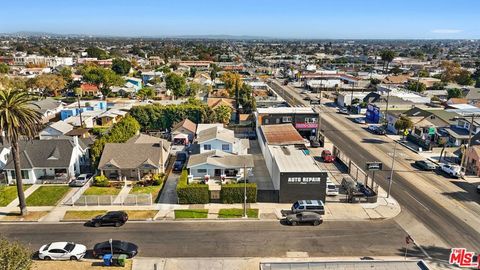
[38,242,87,260]
[286,212,323,226]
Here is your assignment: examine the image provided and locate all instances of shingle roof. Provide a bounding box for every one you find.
[187,150,254,168]
[4,139,76,169]
[260,124,304,145]
[29,98,63,114]
[42,121,74,134]
[172,118,197,134]
[207,98,236,109]
[126,134,170,151]
[196,126,235,144]
[98,143,163,169]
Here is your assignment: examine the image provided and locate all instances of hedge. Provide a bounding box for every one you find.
[220,183,257,204]
[176,170,210,204]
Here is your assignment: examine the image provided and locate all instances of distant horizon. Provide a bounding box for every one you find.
[1,0,479,39]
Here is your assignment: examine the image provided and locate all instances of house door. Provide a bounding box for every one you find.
[214,169,222,176]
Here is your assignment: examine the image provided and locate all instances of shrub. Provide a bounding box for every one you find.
[220,183,257,204]
[0,237,32,270]
[152,173,165,186]
[94,175,110,187]
[176,170,210,204]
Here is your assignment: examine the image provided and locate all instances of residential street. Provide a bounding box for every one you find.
[0,220,413,258]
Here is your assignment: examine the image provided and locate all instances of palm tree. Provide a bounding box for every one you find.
[381,50,396,74]
[0,90,42,215]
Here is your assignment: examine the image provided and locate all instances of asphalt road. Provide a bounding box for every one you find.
[0,221,410,258]
[268,79,480,251]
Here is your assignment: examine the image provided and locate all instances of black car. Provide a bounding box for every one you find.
[93,240,138,258]
[285,212,322,226]
[414,160,437,171]
[90,211,128,227]
[173,160,185,172]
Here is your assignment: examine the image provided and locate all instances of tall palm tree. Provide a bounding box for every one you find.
[0,90,42,216]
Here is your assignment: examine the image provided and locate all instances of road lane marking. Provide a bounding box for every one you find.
[406,193,430,212]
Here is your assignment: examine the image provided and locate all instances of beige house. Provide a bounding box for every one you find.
[98,134,170,180]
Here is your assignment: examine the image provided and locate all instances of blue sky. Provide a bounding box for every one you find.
[1,0,479,39]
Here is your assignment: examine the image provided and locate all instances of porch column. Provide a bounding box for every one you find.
[137,169,141,181]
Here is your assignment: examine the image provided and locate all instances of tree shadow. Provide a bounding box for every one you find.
[441,191,480,204]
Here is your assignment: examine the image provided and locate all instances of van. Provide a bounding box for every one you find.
[291,200,325,215]
[341,176,356,191]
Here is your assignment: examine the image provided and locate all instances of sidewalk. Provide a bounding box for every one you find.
[5,184,41,208]
[132,256,445,270]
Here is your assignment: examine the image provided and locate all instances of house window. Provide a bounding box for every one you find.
[11,170,29,180]
[265,119,269,124]
[197,169,207,174]
[282,116,292,123]
[305,118,317,123]
[203,144,211,150]
[222,144,230,151]
[276,118,280,124]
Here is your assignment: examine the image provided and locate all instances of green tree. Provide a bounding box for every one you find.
[214,105,232,124]
[111,58,132,76]
[165,73,187,97]
[189,67,197,78]
[406,81,426,92]
[455,69,474,86]
[0,63,9,74]
[418,69,429,77]
[447,88,463,99]
[86,46,109,59]
[440,61,461,82]
[58,66,73,83]
[390,66,402,75]
[137,86,155,100]
[81,66,124,96]
[395,115,413,137]
[0,237,32,270]
[0,90,42,216]
[380,50,396,73]
[429,81,446,90]
[238,84,256,113]
[32,74,66,96]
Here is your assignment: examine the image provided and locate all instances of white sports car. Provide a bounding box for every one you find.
[38,242,87,260]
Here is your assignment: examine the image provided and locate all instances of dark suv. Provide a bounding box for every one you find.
[173,152,188,172]
[90,211,128,227]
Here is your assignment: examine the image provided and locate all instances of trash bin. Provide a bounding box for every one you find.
[103,254,112,266]
[111,254,120,266]
[117,254,127,267]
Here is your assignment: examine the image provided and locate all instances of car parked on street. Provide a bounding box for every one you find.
[367,125,386,135]
[321,150,335,163]
[413,160,437,171]
[38,242,87,261]
[90,211,128,227]
[93,240,138,258]
[285,212,323,226]
[354,117,366,124]
[309,139,321,148]
[439,163,463,178]
[338,107,349,115]
[477,185,480,193]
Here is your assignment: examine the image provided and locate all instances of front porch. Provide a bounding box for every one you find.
[102,168,160,181]
[187,167,252,184]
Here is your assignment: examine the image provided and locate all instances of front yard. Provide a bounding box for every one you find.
[218,208,259,218]
[0,185,31,206]
[26,186,71,206]
[174,209,208,219]
[1,211,49,221]
[83,186,121,196]
[129,185,162,202]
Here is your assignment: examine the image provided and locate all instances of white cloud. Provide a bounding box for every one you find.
[431,29,463,34]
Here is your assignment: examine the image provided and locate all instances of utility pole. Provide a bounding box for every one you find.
[384,88,391,123]
[387,141,397,198]
[460,114,476,174]
[243,163,247,218]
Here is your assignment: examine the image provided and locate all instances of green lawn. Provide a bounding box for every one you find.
[0,185,31,206]
[129,184,163,202]
[83,186,121,196]
[26,186,71,206]
[174,209,208,219]
[218,208,259,218]
[63,210,106,221]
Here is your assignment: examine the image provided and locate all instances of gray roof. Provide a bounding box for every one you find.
[126,134,170,151]
[196,126,234,144]
[187,150,254,168]
[464,88,480,100]
[4,139,76,169]
[30,98,63,114]
[42,121,74,134]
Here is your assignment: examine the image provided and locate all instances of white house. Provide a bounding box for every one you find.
[0,144,11,170]
[187,150,253,181]
[195,124,249,155]
[39,121,74,140]
[4,137,89,184]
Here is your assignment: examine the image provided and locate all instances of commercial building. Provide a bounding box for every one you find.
[257,124,327,203]
[255,107,319,138]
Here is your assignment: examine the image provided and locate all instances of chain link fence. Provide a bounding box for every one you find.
[73,194,152,206]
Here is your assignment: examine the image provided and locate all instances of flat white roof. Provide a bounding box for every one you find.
[256,107,316,114]
[268,145,322,173]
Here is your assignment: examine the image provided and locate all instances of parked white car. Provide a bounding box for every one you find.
[439,163,463,178]
[326,181,339,196]
[38,242,87,261]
